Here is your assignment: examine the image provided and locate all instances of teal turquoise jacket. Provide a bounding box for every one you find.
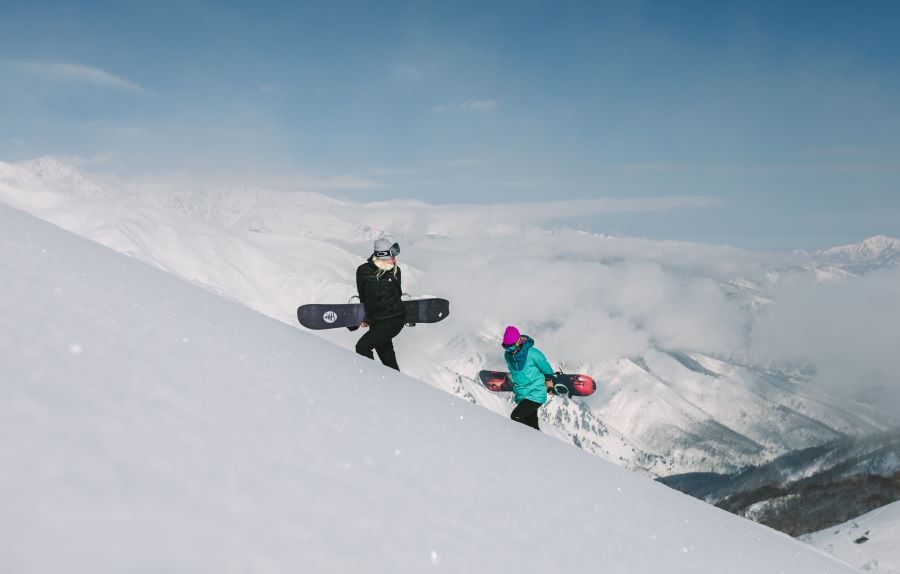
[504,336,553,405]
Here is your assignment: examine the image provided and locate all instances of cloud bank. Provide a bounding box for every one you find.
[749,268,900,411]
[5,60,146,93]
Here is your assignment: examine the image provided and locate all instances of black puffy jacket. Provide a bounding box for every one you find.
[356,258,406,322]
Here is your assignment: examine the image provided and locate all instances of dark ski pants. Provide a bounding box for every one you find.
[511,399,543,430]
[355,316,405,371]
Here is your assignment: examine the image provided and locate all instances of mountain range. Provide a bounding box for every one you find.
[2,156,898,484]
[1,197,866,573]
[660,429,900,535]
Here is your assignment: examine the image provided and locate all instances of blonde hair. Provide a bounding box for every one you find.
[373,257,398,279]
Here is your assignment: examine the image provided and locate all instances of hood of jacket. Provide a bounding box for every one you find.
[504,335,534,371]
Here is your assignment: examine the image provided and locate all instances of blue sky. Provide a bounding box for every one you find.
[1,0,899,249]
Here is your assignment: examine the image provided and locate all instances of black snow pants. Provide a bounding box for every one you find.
[511,399,542,430]
[355,315,405,371]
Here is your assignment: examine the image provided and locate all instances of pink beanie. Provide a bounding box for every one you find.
[502,325,521,346]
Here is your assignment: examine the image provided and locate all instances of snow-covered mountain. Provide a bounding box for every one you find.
[814,235,900,275]
[659,429,900,535]
[1,157,897,480]
[803,500,900,574]
[0,201,863,573]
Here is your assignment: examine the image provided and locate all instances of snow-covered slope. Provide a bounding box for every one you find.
[0,157,896,479]
[583,351,883,475]
[803,501,900,574]
[0,202,863,573]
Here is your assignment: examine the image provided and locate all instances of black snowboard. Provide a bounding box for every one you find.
[297,298,450,330]
[478,370,597,397]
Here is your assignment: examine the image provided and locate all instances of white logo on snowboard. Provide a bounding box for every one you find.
[323,311,338,324]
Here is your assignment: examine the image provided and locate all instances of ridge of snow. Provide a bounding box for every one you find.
[822,235,900,260]
[1,157,110,199]
[815,236,900,272]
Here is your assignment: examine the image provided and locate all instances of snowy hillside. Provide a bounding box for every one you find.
[0,202,864,573]
[803,501,900,574]
[1,156,896,479]
[660,429,900,535]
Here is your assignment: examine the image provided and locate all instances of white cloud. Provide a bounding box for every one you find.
[6,60,146,93]
[59,152,114,166]
[493,180,540,188]
[258,84,284,95]
[749,268,900,410]
[391,63,425,84]
[433,99,498,114]
[460,99,497,112]
[83,121,148,138]
[277,172,385,190]
[802,146,874,159]
[454,196,720,223]
[437,159,486,168]
[373,167,422,176]
[710,162,900,177]
[404,226,757,368]
[617,162,685,173]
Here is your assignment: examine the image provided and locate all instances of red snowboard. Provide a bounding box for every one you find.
[478,370,596,397]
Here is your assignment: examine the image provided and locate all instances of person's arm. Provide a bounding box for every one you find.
[532,348,554,376]
[532,348,557,393]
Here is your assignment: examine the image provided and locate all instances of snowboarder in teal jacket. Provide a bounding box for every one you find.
[502,325,554,430]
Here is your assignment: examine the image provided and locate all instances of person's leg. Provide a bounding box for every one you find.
[373,317,405,370]
[356,317,405,369]
[526,408,540,429]
[374,340,398,370]
[510,399,542,430]
[356,323,388,360]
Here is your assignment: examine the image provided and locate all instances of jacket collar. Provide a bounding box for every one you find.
[505,335,534,370]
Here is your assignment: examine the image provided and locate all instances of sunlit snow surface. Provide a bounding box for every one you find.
[0,203,862,572]
[803,501,900,574]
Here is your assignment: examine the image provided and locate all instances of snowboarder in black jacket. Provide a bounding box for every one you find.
[355,238,406,370]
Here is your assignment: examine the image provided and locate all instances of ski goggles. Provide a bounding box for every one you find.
[374,242,400,258]
[503,341,522,352]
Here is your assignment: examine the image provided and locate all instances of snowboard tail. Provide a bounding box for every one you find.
[477,370,597,397]
[404,297,450,326]
[297,298,450,330]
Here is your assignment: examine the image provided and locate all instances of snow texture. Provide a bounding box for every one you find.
[804,501,900,574]
[0,202,862,573]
